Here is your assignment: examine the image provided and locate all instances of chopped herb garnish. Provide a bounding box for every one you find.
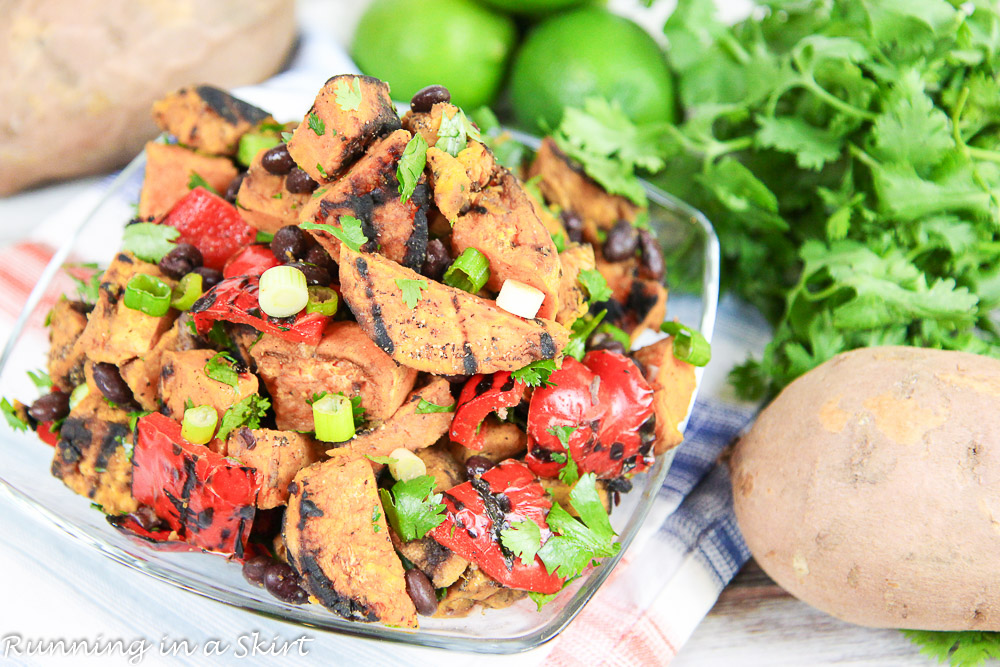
[537,473,620,579]
[27,369,52,392]
[379,475,446,541]
[187,171,217,194]
[397,133,428,203]
[334,76,363,111]
[122,223,179,263]
[395,278,428,309]
[511,359,559,388]
[415,398,455,414]
[315,162,329,180]
[301,216,369,253]
[1,398,29,432]
[577,269,612,304]
[216,394,271,441]
[437,109,469,157]
[204,352,239,389]
[308,112,325,136]
[500,519,543,567]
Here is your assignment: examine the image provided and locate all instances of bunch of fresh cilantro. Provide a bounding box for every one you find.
[640,0,1000,398]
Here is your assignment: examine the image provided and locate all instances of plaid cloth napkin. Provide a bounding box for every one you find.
[0,29,769,666]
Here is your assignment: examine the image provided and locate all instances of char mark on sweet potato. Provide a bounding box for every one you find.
[48,298,89,391]
[299,129,429,270]
[227,428,323,509]
[152,86,271,156]
[287,75,400,183]
[339,246,569,375]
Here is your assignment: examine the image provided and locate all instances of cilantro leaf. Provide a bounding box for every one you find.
[122,223,180,263]
[902,630,1000,667]
[537,474,619,579]
[547,425,580,485]
[187,171,217,194]
[577,269,612,303]
[415,398,455,414]
[301,216,369,252]
[204,352,239,389]
[1,398,29,432]
[334,76,363,111]
[216,394,270,441]
[27,369,52,391]
[379,475,446,541]
[511,359,559,387]
[500,519,542,567]
[563,310,607,362]
[366,454,398,465]
[66,264,102,305]
[308,112,325,136]
[754,115,843,171]
[397,133,428,203]
[395,278,428,309]
[437,109,469,157]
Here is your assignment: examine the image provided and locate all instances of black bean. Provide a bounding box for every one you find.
[159,243,204,279]
[561,210,584,243]
[465,456,495,479]
[588,332,626,356]
[639,415,656,447]
[224,172,246,204]
[404,568,439,616]
[638,229,664,280]
[131,506,165,532]
[92,362,135,405]
[285,262,330,287]
[262,144,294,175]
[242,555,272,586]
[193,267,223,291]
[270,226,307,262]
[285,167,318,193]
[603,219,639,262]
[410,85,451,113]
[272,576,309,605]
[304,244,335,273]
[263,562,308,604]
[237,427,256,450]
[422,239,451,281]
[28,391,70,423]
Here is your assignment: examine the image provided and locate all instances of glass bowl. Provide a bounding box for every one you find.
[0,145,719,653]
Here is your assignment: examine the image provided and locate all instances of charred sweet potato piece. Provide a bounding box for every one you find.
[448,418,527,464]
[434,564,525,618]
[159,349,259,421]
[76,252,177,366]
[236,146,310,234]
[339,246,569,375]
[287,75,400,183]
[298,129,429,270]
[51,391,137,515]
[623,279,668,342]
[120,325,179,411]
[284,458,417,627]
[151,85,272,156]
[529,138,638,245]
[325,378,454,464]
[416,442,465,493]
[555,243,596,327]
[390,529,468,589]
[249,321,416,431]
[400,103,447,147]
[424,141,496,223]
[227,428,323,509]
[47,298,89,391]
[595,251,640,304]
[138,142,238,220]
[451,170,562,319]
[632,337,697,454]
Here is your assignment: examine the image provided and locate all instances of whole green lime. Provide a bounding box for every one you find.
[509,8,675,132]
[477,0,598,15]
[352,0,516,110]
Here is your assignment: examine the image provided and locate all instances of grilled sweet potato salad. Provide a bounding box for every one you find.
[5,77,706,627]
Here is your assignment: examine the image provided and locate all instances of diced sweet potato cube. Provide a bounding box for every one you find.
[236,145,310,234]
[390,529,468,589]
[448,418,527,464]
[227,428,323,509]
[151,85,272,156]
[159,349,259,421]
[555,243,596,327]
[138,142,238,220]
[415,442,465,493]
[120,325,179,411]
[632,337,697,454]
[47,298,89,391]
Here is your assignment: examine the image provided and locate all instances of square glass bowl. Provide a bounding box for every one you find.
[0,147,719,653]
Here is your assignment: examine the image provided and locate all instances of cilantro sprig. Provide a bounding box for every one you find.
[216,394,271,442]
[1,398,29,432]
[123,223,179,263]
[511,359,559,387]
[415,398,455,415]
[379,475,446,541]
[308,112,325,136]
[334,76,363,111]
[397,133,428,203]
[395,278,428,309]
[500,519,542,567]
[547,425,580,485]
[537,473,619,580]
[577,269,612,304]
[903,630,1000,667]
[204,352,240,389]
[301,216,369,253]
[187,171,217,194]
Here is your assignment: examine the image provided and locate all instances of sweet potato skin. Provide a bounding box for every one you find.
[732,347,1000,631]
[138,142,238,219]
[338,246,569,375]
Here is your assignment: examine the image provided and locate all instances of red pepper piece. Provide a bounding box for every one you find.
[449,373,526,450]
[190,275,329,345]
[162,187,256,270]
[526,351,654,480]
[429,459,563,594]
[132,413,260,556]
[36,421,59,447]
[223,244,281,279]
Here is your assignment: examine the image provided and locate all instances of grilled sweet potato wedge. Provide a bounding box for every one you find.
[138,142,238,220]
[339,246,569,375]
[120,325,180,411]
[284,458,417,627]
[152,85,272,156]
[448,418,527,464]
[47,298,89,391]
[76,252,176,366]
[299,129,429,270]
[249,321,416,431]
[287,75,400,184]
[236,146,311,234]
[424,142,495,223]
[325,378,454,464]
[390,529,468,589]
[632,337,697,454]
[416,442,465,493]
[159,349,259,421]
[435,564,525,618]
[227,428,323,509]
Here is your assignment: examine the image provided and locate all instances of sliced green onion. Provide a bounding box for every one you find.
[123,274,171,317]
[181,405,218,445]
[68,383,89,411]
[237,131,281,167]
[597,322,631,351]
[387,447,426,482]
[306,286,339,316]
[258,265,308,318]
[312,394,355,443]
[443,248,490,293]
[660,321,712,367]
[170,272,203,311]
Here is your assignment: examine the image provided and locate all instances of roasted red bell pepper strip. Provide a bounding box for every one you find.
[429,459,563,594]
[162,187,256,270]
[526,351,654,480]
[190,275,329,345]
[132,413,260,556]
[223,243,281,279]
[449,373,526,450]
[36,421,59,447]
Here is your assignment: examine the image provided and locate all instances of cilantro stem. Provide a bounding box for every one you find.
[801,76,877,122]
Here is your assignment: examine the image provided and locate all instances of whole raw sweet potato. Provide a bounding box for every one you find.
[732,346,1000,631]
